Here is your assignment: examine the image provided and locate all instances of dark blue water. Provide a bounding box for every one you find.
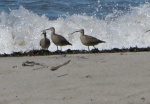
[0,0,150,54]
[0,0,149,19]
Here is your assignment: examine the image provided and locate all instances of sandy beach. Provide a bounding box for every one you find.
[0,52,150,104]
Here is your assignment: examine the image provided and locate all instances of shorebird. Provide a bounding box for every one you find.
[40,30,50,50]
[71,29,105,51]
[43,27,72,51]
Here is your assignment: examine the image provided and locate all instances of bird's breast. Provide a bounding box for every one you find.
[80,35,90,46]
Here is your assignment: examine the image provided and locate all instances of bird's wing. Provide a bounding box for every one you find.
[40,39,43,46]
[56,34,67,40]
[55,34,70,43]
[54,34,71,45]
[46,38,50,44]
[85,35,99,41]
[85,35,105,43]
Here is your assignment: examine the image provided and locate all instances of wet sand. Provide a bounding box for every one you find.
[0,52,150,104]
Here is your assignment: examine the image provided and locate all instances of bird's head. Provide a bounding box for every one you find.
[71,29,84,35]
[41,30,46,37]
[41,27,55,33]
[48,27,55,31]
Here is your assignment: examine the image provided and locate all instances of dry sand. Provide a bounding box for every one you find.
[0,52,150,104]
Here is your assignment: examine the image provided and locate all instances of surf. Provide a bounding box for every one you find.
[0,3,150,54]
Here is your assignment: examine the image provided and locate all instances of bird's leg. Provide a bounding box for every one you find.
[88,46,90,51]
[93,46,96,49]
[93,46,99,52]
[61,46,62,51]
[57,46,58,51]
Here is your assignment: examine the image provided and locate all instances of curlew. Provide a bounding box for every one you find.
[71,29,105,51]
[44,27,72,51]
[40,30,50,50]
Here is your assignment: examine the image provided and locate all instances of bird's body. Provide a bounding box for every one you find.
[45,27,72,51]
[80,34,105,46]
[51,33,71,46]
[40,31,50,50]
[72,29,105,51]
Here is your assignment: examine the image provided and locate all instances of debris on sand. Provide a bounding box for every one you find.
[50,60,71,71]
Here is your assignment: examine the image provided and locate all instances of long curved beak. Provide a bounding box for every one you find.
[145,30,150,33]
[45,28,51,31]
[71,31,80,35]
[41,28,50,32]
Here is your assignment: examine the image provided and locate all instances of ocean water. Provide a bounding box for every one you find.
[0,0,150,54]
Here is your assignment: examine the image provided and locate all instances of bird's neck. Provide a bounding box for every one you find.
[51,31,55,35]
[80,32,84,36]
[44,34,47,38]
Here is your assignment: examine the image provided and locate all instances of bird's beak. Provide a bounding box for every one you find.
[45,28,51,31]
[102,40,106,43]
[41,32,46,35]
[41,28,50,32]
[71,31,80,35]
[145,30,150,33]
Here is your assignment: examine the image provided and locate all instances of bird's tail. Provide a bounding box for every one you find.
[100,40,106,43]
[69,43,72,46]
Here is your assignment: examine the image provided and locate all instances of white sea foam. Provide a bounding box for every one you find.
[0,4,150,54]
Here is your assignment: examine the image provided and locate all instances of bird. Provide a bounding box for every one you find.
[71,29,105,51]
[40,30,50,50]
[43,27,72,51]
